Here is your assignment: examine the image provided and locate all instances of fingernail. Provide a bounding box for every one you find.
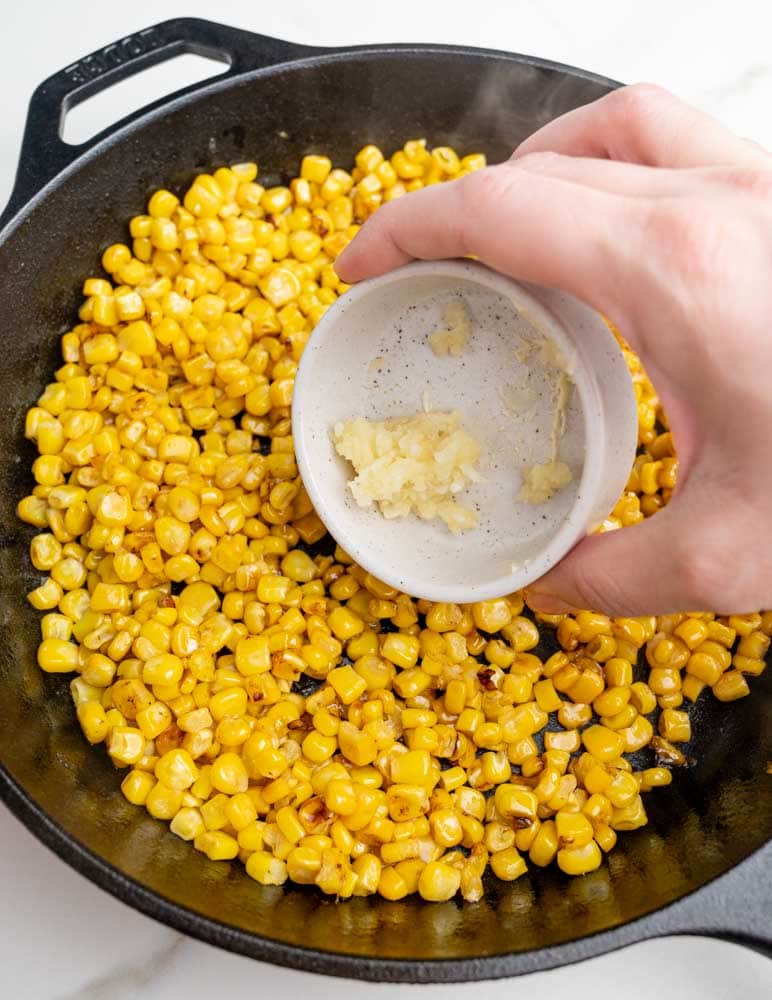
[524,589,577,614]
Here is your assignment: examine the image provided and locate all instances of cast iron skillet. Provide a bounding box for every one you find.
[0,17,769,984]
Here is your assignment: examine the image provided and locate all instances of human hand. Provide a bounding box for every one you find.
[335,84,772,616]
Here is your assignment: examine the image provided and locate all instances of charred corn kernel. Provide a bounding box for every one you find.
[494,784,538,820]
[350,853,381,895]
[387,784,429,821]
[77,701,109,743]
[428,809,463,848]
[41,613,71,641]
[378,866,409,900]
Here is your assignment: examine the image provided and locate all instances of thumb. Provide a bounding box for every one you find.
[525,507,700,617]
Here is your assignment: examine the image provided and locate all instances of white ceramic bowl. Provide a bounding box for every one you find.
[292,260,637,602]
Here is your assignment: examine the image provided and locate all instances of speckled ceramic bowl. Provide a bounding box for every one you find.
[293,260,636,601]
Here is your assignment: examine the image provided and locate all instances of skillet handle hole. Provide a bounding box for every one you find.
[62,52,229,146]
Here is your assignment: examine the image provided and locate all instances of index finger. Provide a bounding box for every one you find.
[513,83,770,168]
[335,163,633,316]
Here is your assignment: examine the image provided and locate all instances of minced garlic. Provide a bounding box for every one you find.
[427,300,471,357]
[518,352,575,505]
[518,461,573,504]
[332,411,482,534]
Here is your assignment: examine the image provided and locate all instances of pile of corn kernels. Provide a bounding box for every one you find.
[18,139,770,902]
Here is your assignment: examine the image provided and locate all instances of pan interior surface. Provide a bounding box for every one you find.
[0,48,770,969]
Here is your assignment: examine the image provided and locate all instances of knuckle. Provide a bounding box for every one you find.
[612,82,671,120]
[719,167,772,199]
[562,548,642,618]
[460,164,514,205]
[674,527,735,611]
[510,150,562,170]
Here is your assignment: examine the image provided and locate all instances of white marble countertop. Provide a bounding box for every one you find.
[1,1,771,997]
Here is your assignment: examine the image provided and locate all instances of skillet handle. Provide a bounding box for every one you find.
[647,841,772,957]
[1,17,320,226]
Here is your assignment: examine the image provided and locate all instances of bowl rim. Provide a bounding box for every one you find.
[293,259,627,601]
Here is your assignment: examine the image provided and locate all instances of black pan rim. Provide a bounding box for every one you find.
[2,760,768,982]
[0,41,622,243]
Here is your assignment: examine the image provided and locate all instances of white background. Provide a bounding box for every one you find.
[1,1,770,997]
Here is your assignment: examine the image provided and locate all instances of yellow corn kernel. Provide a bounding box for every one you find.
[582,724,625,764]
[328,664,367,704]
[713,670,750,701]
[246,851,288,885]
[194,830,239,861]
[387,784,430,822]
[107,726,145,766]
[210,752,249,794]
[118,764,157,806]
[658,708,691,742]
[417,861,461,901]
[557,839,602,875]
[77,701,109,744]
[528,819,558,867]
[155,748,199,790]
[533,678,562,713]
[29,578,64,612]
[378,866,409,901]
[494,784,538,821]
[37,637,79,673]
[611,795,648,831]
[391,749,432,787]
[234,635,270,676]
[337,721,377,766]
[490,847,528,881]
[381,633,420,669]
[324,778,357,816]
[472,600,512,632]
